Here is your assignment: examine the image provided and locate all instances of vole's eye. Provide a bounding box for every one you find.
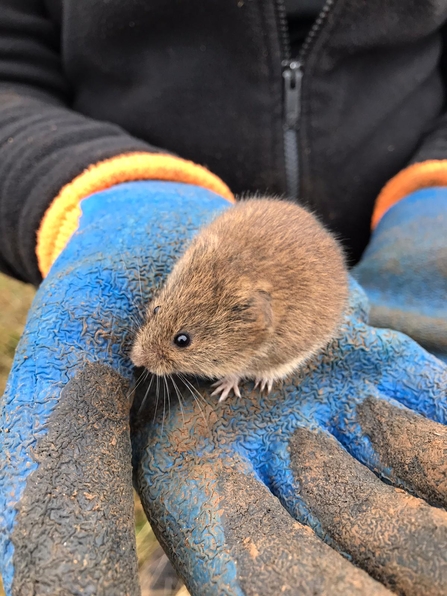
[153,306,160,315]
[174,332,191,348]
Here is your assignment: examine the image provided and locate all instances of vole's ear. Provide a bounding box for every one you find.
[230,288,272,329]
[253,289,273,330]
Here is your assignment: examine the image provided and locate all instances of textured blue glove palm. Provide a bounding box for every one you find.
[134,280,447,596]
[1,181,447,596]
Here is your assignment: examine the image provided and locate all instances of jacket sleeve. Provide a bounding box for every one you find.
[0,0,161,284]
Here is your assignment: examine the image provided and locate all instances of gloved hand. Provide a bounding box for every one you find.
[0,180,231,596]
[1,181,447,596]
[353,187,447,362]
[132,277,447,596]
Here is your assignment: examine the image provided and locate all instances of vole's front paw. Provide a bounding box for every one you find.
[211,376,242,402]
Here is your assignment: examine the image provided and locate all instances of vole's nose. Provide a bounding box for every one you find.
[130,336,172,373]
[152,350,172,375]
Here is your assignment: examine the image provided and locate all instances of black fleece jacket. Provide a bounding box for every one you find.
[1,0,447,284]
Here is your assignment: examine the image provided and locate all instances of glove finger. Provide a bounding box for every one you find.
[331,309,447,423]
[285,426,447,596]
[333,394,447,509]
[133,395,391,596]
[0,239,140,594]
[371,329,447,423]
[1,363,139,596]
[309,280,447,425]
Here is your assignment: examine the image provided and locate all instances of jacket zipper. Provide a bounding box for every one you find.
[275,0,335,199]
[282,60,302,200]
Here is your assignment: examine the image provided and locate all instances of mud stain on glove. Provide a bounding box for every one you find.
[358,396,447,508]
[10,363,139,596]
[219,466,391,596]
[289,424,447,596]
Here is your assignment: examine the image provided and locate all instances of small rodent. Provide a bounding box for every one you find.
[131,198,348,401]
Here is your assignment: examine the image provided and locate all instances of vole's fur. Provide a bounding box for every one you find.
[131,198,348,400]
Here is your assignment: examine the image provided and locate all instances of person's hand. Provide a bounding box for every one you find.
[132,278,447,596]
[0,180,231,596]
[354,187,447,362]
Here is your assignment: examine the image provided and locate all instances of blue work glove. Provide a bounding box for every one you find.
[0,181,231,596]
[1,181,447,595]
[133,278,447,596]
[354,187,447,362]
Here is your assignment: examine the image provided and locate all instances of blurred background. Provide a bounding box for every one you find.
[0,273,188,596]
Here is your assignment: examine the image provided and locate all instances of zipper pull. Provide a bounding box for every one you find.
[282,61,302,129]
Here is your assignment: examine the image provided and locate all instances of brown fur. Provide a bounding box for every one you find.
[131,198,348,381]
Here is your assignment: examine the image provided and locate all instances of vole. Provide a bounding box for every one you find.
[131,198,348,401]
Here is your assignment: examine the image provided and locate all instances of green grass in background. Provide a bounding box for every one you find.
[0,273,187,596]
[0,274,35,395]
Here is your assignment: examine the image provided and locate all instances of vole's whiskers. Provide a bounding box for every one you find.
[127,368,149,404]
[178,373,209,430]
[170,375,186,426]
[127,312,144,333]
[161,374,166,436]
[152,374,161,425]
[191,376,211,408]
[178,373,202,403]
[163,374,171,422]
[137,371,154,414]
[181,374,209,408]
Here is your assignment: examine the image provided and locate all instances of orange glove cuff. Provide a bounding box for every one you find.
[372,160,447,229]
[36,152,234,277]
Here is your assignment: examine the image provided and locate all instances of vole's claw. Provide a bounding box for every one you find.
[254,377,274,394]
